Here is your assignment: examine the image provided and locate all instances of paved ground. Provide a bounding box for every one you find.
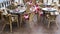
[0,14,60,34]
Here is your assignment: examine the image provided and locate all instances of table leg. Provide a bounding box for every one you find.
[18,14,23,27]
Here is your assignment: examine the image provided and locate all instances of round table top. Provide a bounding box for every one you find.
[9,7,26,14]
[42,7,59,15]
[42,7,57,12]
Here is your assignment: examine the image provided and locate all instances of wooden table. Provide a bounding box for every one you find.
[9,8,26,26]
[42,7,59,28]
[42,7,57,16]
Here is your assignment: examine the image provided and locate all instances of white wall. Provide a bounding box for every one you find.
[48,0,52,4]
[43,0,47,4]
[14,0,19,2]
[14,0,24,4]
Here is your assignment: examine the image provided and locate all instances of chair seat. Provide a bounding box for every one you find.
[50,12,59,15]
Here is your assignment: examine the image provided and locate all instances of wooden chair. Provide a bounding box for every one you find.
[25,4,33,23]
[47,12,59,28]
[0,10,6,33]
[38,11,43,22]
[0,10,3,19]
[21,12,31,23]
[11,14,19,28]
[1,14,12,32]
[1,9,19,32]
[2,14,19,32]
[51,2,58,11]
[19,4,31,26]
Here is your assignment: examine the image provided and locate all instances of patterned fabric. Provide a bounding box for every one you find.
[39,11,43,16]
[24,14,29,20]
[34,5,40,14]
[15,8,19,12]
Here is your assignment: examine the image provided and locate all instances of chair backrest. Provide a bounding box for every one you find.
[0,10,3,19]
[2,9,8,15]
[26,4,31,13]
[50,12,59,15]
[6,14,12,23]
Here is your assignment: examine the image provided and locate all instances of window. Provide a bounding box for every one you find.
[4,2,6,7]
[0,4,1,8]
[8,1,10,5]
[7,1,8,5]
[9,1,11,4]
[5,1,8,6]
[9,1,10,4]
[2,3,4,7]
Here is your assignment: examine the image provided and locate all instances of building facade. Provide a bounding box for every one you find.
[0,0,11,9]
[12,0,60,4]
[14,0,24,4]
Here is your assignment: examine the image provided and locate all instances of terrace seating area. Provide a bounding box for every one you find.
[0,0,60,34]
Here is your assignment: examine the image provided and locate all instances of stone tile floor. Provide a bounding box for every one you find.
[0,14,60,34]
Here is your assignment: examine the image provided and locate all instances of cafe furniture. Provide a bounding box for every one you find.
[2,14,19,32]
[0,10,3,19]
[47,12,59,28]
[42,7,59,28]
[1,9,19,32]
[9,6,26,26]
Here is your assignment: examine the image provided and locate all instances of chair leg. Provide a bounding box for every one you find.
[55,21,59,29]
[37,14,40,23]
[29,13,34,22]
[10,23,12,32]
[48,21,50,28]
[17,19,19,28]
[1,24,6,33]
[20,15,22,27]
